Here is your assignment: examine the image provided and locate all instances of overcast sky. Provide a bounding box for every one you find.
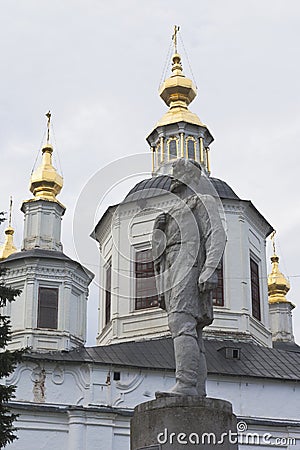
[1,0,299,345]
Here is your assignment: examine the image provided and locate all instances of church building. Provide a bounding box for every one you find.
[0,37,299,450]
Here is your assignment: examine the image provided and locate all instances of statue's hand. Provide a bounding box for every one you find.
[198,268,218,293]
[155,213,166,230]
[154,261,160,275]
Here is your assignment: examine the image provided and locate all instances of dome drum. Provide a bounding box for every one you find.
[147,122,214,175]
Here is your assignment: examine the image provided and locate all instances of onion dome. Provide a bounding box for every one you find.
[268,253,291,304]
[29,112,63,202]
[30,143,63,201]
[156,52,203,128]
[0,198,17,260]
[0,226,17,260]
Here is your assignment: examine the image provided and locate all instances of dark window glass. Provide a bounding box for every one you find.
[169,140,177,159]
[135,249,159,310]
[250,258,261,321]
[187,139,195,159]
[37,287,58,329]
[105,260,112,325]
[212,259,224,306]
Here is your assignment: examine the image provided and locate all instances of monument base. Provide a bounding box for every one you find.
[130,396,238,450]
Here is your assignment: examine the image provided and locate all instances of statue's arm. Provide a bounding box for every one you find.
[152,212,166,275]
[197,195,226,291]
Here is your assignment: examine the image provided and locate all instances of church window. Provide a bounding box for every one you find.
[135,249,158,310]
[168,138,178,160]
[105,259,112,325]
[37,287,58,329]
[186,137,196,159]
[212,258,224,306]
[250,258,261,321]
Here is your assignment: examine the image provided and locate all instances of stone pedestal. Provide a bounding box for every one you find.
[131,396,238,450]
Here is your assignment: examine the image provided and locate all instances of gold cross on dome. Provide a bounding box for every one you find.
[270,230,277,255]
[46,110,51,144]
[8,196,13,227]
[172,25,180,53]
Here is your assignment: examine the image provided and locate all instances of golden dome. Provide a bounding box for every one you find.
[0,226,17,260]
[28,112,63,202]
[156,52,203,128]
[30,144,63,202]
[268,254,291,304]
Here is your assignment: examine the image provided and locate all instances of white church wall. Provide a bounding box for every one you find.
[4,360,300,450]
[7,407,68,450]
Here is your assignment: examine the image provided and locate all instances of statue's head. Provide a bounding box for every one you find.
[171,158,202,193]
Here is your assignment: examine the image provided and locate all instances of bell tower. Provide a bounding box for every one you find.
[21,111,65,252]
[0,113,94,352]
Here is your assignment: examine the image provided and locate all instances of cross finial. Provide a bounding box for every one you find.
[270,230,277,255]
[46,110,51,144]
[8,196,13,227]
[172,25,180,53]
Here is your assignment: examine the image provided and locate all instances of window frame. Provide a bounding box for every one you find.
[212,258,224,307]
[37,286,59,329]
[250,256,261,321]
[167,137,179,161]
[104,258,112,326]
[186,136,196,160]
[134,248,159,310]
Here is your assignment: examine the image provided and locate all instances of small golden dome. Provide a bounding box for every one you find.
[0,226,17,260]
[268,254,291,303]
[30,143,63,202]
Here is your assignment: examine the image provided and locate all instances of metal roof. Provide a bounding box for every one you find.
[0,249,94,280]
[124,175,240,202]
[26,337,300,382]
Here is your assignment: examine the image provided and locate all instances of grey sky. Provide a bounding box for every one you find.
[1,0,299,345]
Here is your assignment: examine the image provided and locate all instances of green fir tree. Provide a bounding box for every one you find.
[0,213,24,448]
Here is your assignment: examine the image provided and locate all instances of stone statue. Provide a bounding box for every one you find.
[152,159,226,396]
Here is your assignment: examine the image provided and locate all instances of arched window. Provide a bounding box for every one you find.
[186,138,196,159]
[168,138,178,160]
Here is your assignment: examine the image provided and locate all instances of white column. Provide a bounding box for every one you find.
[68,410,86,450]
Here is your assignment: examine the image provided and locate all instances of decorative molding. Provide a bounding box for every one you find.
[6,362,32,386]
[113,373,145,406]
[115,373,145,393]
[3,264,89,288]
[52,365,65,385]
[68,366,90,391]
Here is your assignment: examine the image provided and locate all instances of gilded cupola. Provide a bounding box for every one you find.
[156,28,203,128]
[0,197,17,260]
[29,112,63,202]
[268,254,291,304]
[268,233,292,304]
